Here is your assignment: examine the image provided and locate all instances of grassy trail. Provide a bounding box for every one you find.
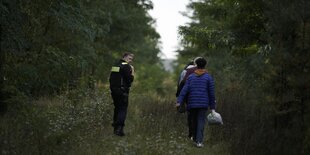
[86,93,230,155]
[0,92,229,155]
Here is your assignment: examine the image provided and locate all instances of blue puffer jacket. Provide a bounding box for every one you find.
[177,69,215,110]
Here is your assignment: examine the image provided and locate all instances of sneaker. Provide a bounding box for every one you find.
[196,142,204,148]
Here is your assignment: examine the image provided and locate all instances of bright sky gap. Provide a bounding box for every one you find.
[148,0,191,59]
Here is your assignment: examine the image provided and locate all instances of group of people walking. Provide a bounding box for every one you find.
[109,53,217,148]
[176,57,216,148]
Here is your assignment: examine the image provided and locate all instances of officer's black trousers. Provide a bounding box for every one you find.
[111,88,129,127]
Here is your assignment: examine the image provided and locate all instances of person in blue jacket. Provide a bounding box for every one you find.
[176,57,216,148]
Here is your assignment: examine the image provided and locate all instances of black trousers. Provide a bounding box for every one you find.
[188,108,208,143]
[187,111,193,137]
[111,88,129,127]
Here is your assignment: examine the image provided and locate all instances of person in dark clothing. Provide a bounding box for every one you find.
[176,60,196,97]
[176,59,197,139]
[176,57,217,148]
[109,52,134,136]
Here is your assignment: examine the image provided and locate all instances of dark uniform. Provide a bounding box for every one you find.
[109,59,134,136]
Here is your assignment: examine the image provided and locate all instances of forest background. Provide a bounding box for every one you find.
[1,0,309,154]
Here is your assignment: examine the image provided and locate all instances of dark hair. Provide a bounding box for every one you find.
[122,52,134,58]
[195,57,207,69]
[184,60,194,69]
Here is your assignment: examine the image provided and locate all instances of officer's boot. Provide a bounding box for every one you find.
[119,126,125,136]
[115,126,125,136]
[113,126,118,135]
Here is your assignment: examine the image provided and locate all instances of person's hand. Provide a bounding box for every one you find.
[175,102,180,107]
[211,109,216,115]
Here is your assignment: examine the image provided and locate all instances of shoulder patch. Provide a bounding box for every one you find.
[111,66,120,72]
[121,62,128,65]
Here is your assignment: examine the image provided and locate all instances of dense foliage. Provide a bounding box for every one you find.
[0,0,177,153]
[177,0,309,154]
[1,0,309,154]
[1,0,166,107]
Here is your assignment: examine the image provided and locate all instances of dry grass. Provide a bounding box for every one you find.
[0,90,229,155]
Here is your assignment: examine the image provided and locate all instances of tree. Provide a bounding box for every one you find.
[177,0,309,154]
[1,0,163,103]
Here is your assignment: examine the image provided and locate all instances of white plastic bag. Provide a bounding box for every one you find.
[207,111,223,125]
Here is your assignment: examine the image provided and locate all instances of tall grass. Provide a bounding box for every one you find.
[0,89,229,155]
[213,81,307,155]
[0,89,112,154]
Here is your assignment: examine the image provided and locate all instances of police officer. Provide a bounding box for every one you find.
[109,52,134,136]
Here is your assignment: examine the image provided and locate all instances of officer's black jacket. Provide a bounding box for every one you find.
[109,59,134,89]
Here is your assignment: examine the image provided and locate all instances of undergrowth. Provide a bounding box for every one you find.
[0,89,229,155]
